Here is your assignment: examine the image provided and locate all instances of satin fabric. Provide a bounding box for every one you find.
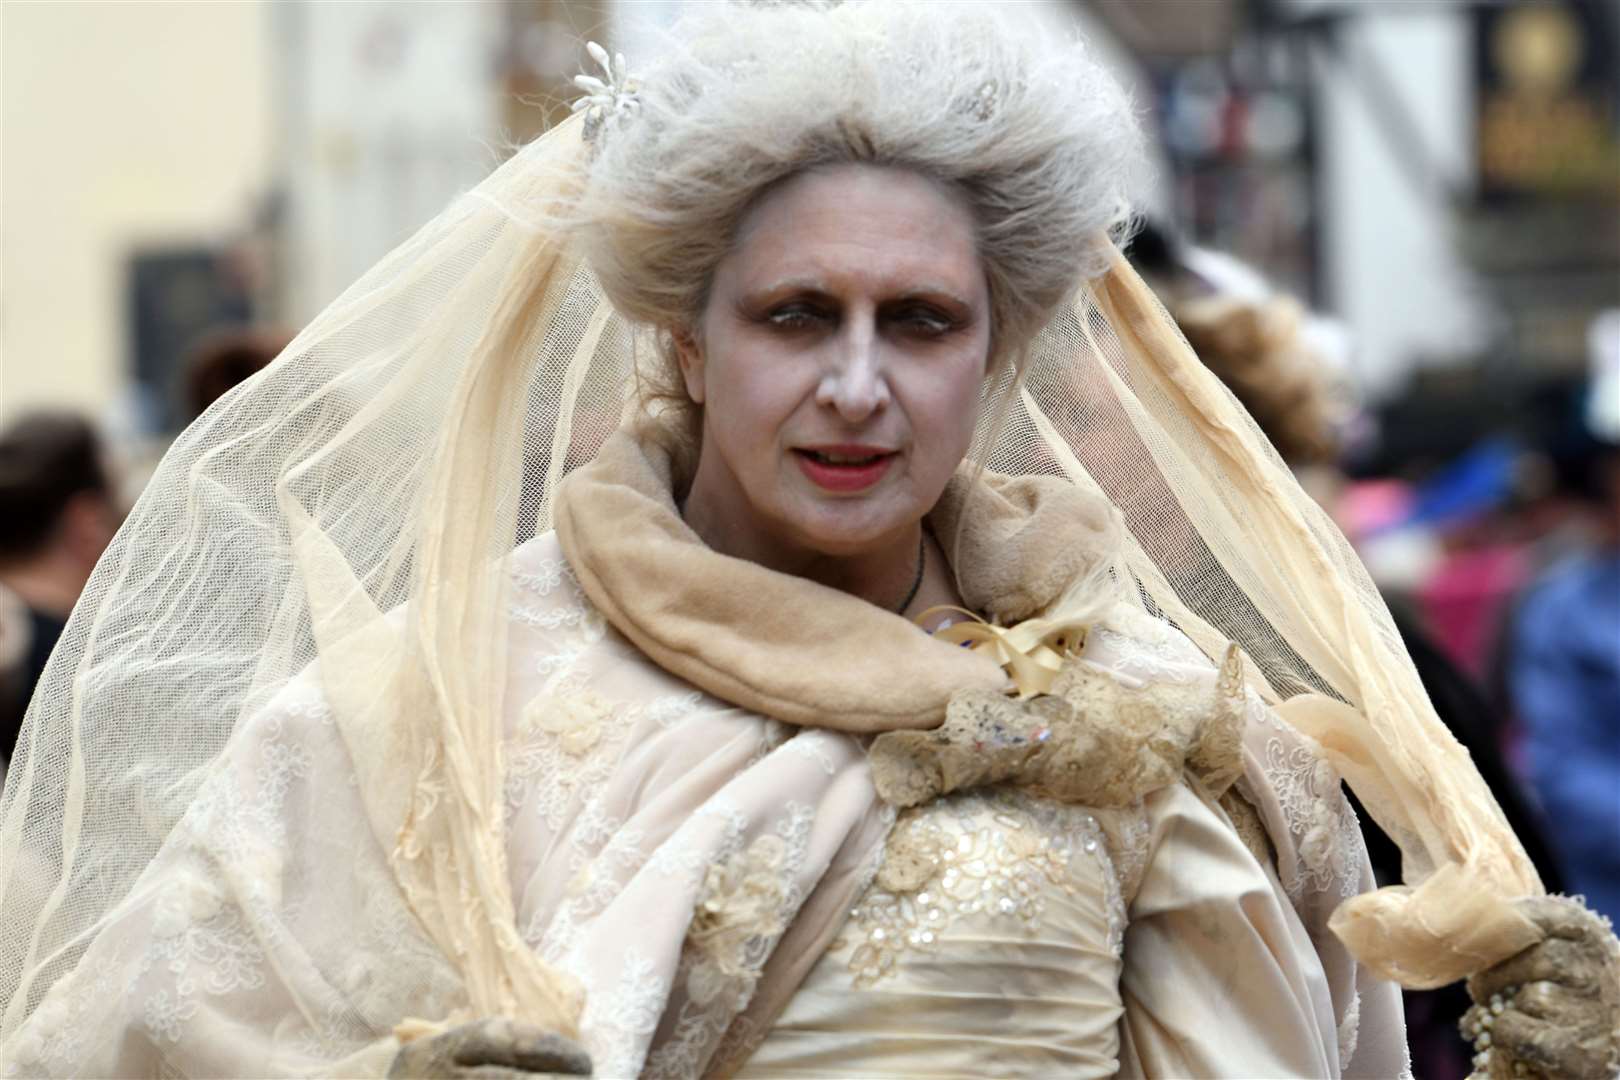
[742,791,1128,1079]
[742,612,1412,1079]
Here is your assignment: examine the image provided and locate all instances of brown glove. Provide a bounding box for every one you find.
[387,1018,593,1079]
[1460,895,1620,1079]
[868,643,1245,809]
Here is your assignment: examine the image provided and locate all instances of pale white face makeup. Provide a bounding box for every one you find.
[676,164,992,594]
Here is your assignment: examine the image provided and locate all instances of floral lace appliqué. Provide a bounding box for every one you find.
[510,557,577,598]
[641,803,815,1080]
[1088,622,1207,685]
[523,687,614,756]
[143,985,199,1045]
[508,555,606,641]
[843,790,1120,986]
[686,819,797,1009]
[582,949,665,1080]
[1263,734,1362,902]
[4,952,127,1072]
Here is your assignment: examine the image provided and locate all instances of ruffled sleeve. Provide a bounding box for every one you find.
[1115,780,1407,1078]
[1086,612,1411,1079]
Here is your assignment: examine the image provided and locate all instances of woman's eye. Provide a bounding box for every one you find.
[894,308,954,336]
[767,306,829,330]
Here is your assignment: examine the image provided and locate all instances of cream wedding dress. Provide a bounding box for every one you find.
[0,427,1410,1079]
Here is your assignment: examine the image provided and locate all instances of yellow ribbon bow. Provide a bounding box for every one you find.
[918,606,1092,699]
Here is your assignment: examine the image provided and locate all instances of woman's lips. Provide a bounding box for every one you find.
[792,446,897,492]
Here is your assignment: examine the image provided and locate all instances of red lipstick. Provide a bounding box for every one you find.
[793,444,897,493]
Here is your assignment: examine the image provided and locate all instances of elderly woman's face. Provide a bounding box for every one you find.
[680,165,991,557]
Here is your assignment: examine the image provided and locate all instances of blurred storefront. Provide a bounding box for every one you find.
[1093,0,1617,453]
[272,1,504,324]
[0,1,272,427]
[1461,1,1619,426]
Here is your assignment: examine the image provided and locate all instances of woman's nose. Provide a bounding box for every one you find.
[815,322,891,422]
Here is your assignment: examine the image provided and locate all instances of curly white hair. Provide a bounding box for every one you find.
[574,1,1145,394]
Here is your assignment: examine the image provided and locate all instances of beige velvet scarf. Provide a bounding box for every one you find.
[553,417,1126,732]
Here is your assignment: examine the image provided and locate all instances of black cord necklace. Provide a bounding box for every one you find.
[893,527,927,615]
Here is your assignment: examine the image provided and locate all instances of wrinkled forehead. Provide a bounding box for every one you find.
[716,164,988,304]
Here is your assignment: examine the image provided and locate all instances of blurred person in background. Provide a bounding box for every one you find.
[1130,221,1569,1080]
[109,326,294,511]
[0,588,30,790]
[1124,221,1352,475]
[182,326,292,422]
[0,414,120,770]
[1508,310,1620,925]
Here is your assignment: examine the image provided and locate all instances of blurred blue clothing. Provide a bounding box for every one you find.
[1511,553,1620,921]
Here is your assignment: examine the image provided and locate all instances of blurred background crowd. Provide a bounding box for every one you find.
[0,2,1615,1075]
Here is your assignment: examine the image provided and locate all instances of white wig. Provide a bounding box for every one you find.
[576,1,1146,372]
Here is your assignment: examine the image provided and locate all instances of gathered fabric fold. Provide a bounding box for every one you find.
[552,418,1126,732]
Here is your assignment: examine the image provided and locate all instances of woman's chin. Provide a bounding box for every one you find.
[779,502,917,558]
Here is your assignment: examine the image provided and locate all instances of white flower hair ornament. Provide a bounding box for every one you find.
[572,41,640,145]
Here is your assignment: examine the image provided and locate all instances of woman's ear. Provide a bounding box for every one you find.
[672,327,706,405]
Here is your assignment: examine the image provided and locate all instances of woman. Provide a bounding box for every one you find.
[1,5,1612,1079]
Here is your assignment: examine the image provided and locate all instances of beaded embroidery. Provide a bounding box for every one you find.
[841,790,1118,986]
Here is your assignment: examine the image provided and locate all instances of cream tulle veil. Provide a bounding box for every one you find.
[0,35,1542,1058]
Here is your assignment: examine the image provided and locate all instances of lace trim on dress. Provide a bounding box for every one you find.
[508,559,709,842]
[582,950,664,1080]
[1337,985,1361,1069]
[635,803,816,1080]
[1096,804,1153,905]
[1089,624,1205,685]
[3,952,126,1073]
[842,789,1124,986]
[1099,616,1366,907]
[707,800,895,1077]
[684,803,815,1012]
[143,881,267,1036]
[1220,785,1277,871]
[509,557,608,638]
[506,573,621,833]
[1252,708,1364,904]
[780,733,840,776]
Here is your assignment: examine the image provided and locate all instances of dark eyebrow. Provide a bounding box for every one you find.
[884,289,975,312]
[738,278,836,309]
[743,278,977,311]
[742,280,832,306]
